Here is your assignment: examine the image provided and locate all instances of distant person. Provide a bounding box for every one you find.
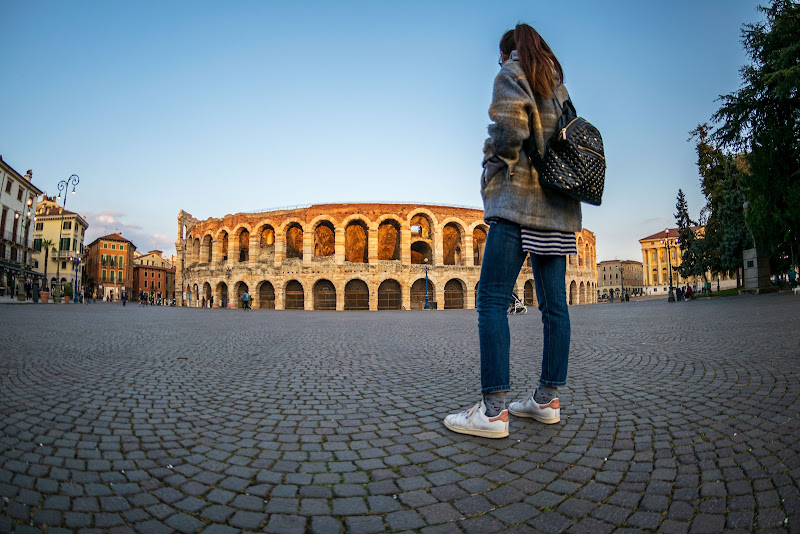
[122,289,127,306]
[686,285,693,300]
[202,296,206,308]
[444,24,577,439]
[241,291,250,310]
[209,295,213,308]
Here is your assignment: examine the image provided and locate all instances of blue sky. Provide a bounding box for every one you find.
[0,0,763,261]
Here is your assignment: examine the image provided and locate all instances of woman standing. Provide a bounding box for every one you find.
[444,24,580,438]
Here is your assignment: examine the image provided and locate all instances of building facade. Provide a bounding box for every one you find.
[639,227,737,295]
[84,233,137,300]
[132,250,175,301]
[33,195,89,294]
[176,203,598,310]
[597,260,644,299]
[0,157,44,296]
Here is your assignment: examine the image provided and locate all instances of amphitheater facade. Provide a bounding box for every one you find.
[175,203,598,310]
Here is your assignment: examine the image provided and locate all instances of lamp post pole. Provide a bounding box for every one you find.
[72,256,81,303]
[15,198,34,301]
[664,229,675,302]
[53,174,80,301]
[423,258,430,310]
[618,264,625,302]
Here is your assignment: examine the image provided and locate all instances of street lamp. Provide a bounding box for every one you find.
[71,255,81,303]
[617,264,625,302]
[15,198,34,302]
[662,229,675,302]
[53,174,79,302]
[423,258,430,310]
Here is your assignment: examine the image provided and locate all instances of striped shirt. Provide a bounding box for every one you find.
[520,228,577,256]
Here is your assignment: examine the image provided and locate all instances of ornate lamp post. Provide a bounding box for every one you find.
[53,174,79,302]
[71,255,81,303]
[662,229,675,302]
[423,257,430,310]
[15,198,34,301]
[618,264,625,302]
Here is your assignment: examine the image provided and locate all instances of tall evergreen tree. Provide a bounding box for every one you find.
[711,0,800,272]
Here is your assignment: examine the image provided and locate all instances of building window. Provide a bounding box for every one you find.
[35,222,43,231]
[4,180,11,194]
[34,260,39,268]
[103,243,108,249]
[33,238,42,251]
[158,272,161,279]
[112,244,116,250]
[62,221,72,230]
[61,261,66,269]
[102,269,107,281]
[158,281,161,289]
[118,270,123,280]
[17,187,23,201]
[119,245,124,250]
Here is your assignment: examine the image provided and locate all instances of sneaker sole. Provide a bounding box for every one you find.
[443,420,508,439]
[508,408,560,424]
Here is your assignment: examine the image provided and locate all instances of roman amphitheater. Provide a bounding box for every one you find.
[175,203,597,310]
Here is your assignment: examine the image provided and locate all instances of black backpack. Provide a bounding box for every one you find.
[524,98,606,206]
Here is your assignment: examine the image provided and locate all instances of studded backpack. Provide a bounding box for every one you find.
[523,98,606,206]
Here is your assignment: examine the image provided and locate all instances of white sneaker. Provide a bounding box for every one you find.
[508,392,560,424]
[443,401,509,438]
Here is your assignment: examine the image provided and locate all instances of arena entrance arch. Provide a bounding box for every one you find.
[377,279,402,310]
[203,235,212,262]
[377,219,401,260]
[524,280,536,306]
[410,242,432,265]
[203,282,212,304]
[216,282,228,308]
[313,279,336,310]
[285,224,303,259]
[473,226,487,266]
[285,280,304,310]
[569,280,578,305]
[410,278,435,310]
[345,221,368,263]
[259,281,275,309]
[236,282,249,309]
[344,279,369,310]
[444,279,465,309]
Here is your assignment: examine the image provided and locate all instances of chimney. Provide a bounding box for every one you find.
[24,170,33,182]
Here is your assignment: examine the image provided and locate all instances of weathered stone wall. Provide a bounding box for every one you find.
[176,204,598,310]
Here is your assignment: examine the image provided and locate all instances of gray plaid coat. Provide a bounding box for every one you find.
[481,58,582,232]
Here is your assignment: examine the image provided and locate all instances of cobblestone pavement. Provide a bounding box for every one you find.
[1,293,799,534]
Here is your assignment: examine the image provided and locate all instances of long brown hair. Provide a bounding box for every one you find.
[500,24,563,99]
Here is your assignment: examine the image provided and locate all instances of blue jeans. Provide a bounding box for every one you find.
[477,219,571,393]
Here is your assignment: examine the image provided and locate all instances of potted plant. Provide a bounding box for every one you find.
[39,284,50,303]
[63,283,73,303]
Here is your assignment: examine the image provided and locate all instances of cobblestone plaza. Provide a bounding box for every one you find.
[1,294,799,533]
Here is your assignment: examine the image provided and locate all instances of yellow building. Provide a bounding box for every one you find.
[639,227,736,295]
[33,196,89,293]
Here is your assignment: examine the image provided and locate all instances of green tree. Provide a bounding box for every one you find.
[674,189,708,282]
[711,0,800,272]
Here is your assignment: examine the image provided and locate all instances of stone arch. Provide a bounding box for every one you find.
[444,278,465,309]
[203,282,212,304]
[216,229,230,262]
[441,221,465,266]
[235,227,250,263]
[472,225,488,266]
[377,279,402,310]
[256,223,276,263]
[377,218,401,261]
[409,211,436,265]
[410,278,435,310]
[285,222,304,259]
[202,234,213,263]
[313,219,335,259]
[344,279,369,310]
[192,238,200,264]
[258,280,275,309]
[234,281,249,308]
[579,281,586,304]
[216,281,229,307]
[313,279,336,310]
[569,280,578,305]
[344,219,368,263]
[524,280,536,306]
[285,280,304,310]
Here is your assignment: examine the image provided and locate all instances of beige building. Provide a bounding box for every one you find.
[0,157,44,295]
[33,195,89,293]
[597,260,644,299]
[176,203,599,310]
[639,227,736,295]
